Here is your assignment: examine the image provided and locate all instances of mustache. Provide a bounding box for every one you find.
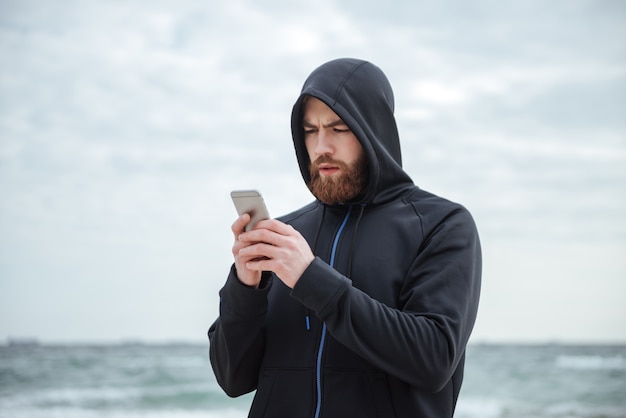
[310,155,349,170]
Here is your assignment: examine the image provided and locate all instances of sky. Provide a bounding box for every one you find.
[1,0,625,344]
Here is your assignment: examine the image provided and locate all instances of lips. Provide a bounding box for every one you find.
[318,164,340,176]
[311,156,347,178]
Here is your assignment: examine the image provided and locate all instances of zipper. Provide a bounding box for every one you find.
[314,205,352,418]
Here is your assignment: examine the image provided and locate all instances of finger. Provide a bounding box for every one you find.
[240,220,297,246]
[254,219,294,235]
[238,228,281,248]
[244,254,274,272]
[239,241,271,257]
[231,214,251,237]
[231,238,247,256]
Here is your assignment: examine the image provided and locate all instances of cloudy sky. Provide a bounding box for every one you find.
[1,0,625,344]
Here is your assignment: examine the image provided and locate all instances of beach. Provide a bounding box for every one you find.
[1,342,624,417]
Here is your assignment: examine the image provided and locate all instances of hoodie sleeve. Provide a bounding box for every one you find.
[208,266,272,397]
[290,206,481,392]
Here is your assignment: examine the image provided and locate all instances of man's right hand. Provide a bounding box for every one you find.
[231,214,263,288]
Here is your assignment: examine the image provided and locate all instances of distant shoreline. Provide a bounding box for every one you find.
[2,339,626,348]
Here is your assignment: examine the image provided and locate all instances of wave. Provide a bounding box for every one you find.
[456,396,626,418]
[555,354,626,370]
[0,383,247,411]
[0,408,247,418]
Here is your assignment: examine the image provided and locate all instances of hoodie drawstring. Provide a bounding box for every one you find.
[305,203,366,331]
[346,204,366,278]
[305,204,327,331]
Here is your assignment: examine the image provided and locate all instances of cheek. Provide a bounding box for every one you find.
[304,138,316,160]
[347,138,365,164]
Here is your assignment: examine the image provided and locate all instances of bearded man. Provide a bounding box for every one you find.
[208,58,482,417]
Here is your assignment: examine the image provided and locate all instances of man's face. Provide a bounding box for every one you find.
[303,97,368,204]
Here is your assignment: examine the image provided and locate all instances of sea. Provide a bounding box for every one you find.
[0,342,624,418]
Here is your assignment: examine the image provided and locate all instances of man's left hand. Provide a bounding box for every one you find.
[236,219,315,289]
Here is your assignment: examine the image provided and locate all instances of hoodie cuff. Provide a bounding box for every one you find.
[290,257,351,319]
[219,265,273,319]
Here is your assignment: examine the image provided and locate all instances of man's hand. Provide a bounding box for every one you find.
[231,214,264,288]
[236,218,315,289]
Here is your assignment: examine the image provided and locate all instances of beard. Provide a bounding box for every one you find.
[307,154,368,205]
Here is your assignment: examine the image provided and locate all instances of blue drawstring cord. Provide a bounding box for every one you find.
[314,205,353,418]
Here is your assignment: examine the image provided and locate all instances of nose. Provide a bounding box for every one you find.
[314,130,334,156]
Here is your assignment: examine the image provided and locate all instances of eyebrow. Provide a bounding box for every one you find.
[302,119,348,129]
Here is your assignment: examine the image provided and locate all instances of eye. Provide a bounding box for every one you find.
[304,129,316,135]
[334,127,351,133]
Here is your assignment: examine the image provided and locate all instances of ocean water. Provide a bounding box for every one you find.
[1,343,624,418]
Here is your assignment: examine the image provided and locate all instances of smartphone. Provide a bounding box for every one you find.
[231,190,270,232]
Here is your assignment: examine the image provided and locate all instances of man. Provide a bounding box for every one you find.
[208,58,482,417]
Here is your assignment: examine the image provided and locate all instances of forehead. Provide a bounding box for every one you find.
[302,97,344,122]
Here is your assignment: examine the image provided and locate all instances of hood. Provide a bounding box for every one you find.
[291,58,414,206]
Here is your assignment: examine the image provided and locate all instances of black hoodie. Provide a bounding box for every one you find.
[209,58,482,417]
